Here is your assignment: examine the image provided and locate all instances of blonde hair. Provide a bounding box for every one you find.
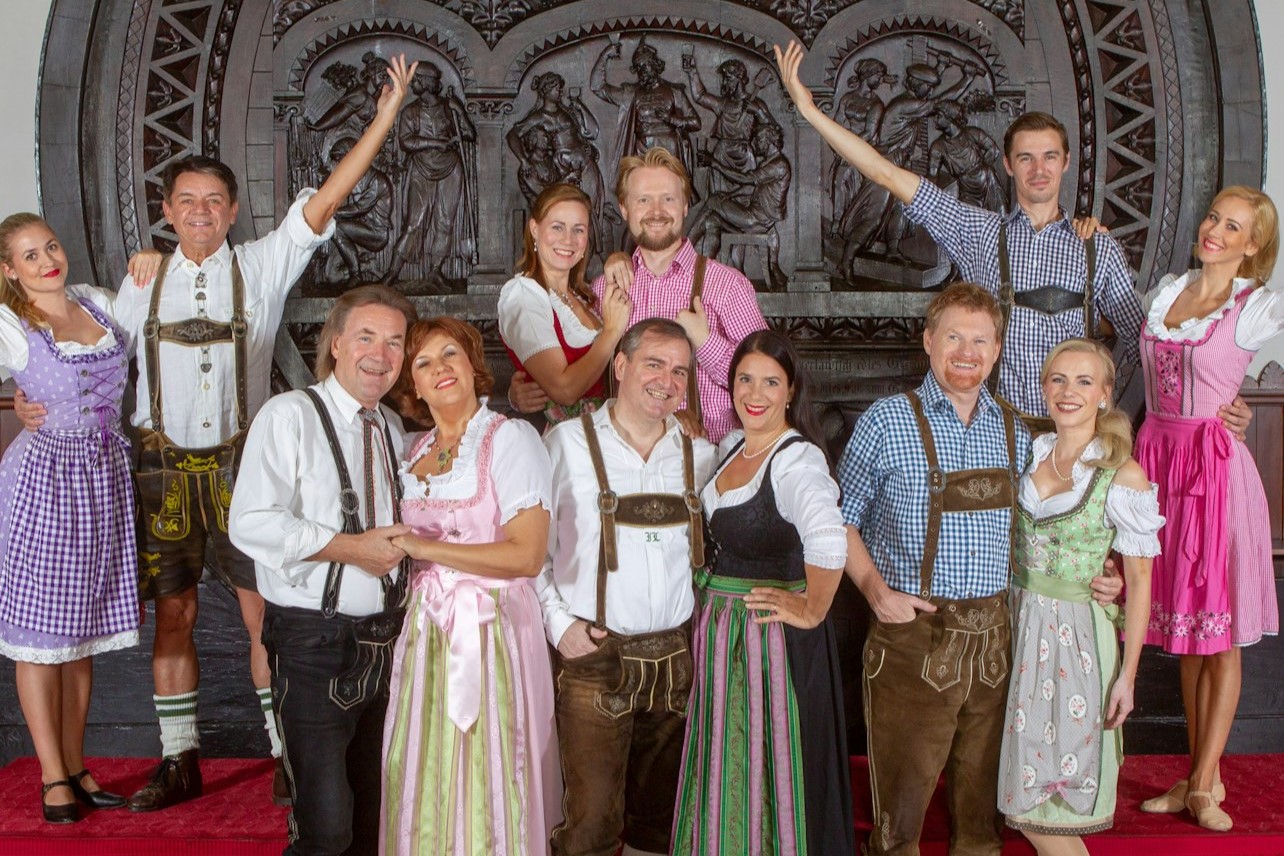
[1040,338,1131,470]
[1206,185,1279,284]
[615,146,693,205]
[0,212,54,330]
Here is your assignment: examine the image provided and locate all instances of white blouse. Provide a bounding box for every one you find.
[399,402,552,524]
[1143,270,1284,349]
[496,274,598,364]
[0,284,119,379]
[1019,434,1164,558]
[704,429,848,570]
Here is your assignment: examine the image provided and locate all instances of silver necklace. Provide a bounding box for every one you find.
[741,428,788,459]
[1050,439,1076,482]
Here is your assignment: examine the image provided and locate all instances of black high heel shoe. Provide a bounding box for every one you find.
[41,780,80,824]
[69,769,127,809]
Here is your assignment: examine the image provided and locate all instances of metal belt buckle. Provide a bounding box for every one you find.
[682,489,701,515]
[927,465,947,495]
[339,487,361,516]
[597,489,619,515]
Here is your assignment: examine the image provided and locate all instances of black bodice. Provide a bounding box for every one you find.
[706,436,806,584]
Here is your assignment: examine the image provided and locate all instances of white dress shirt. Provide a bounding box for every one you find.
[537,402,718,646]
[229,375,405,617]
[112,189,335,447]
[705,430,847,570]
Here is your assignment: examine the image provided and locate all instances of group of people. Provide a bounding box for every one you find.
[0,38,1279,856]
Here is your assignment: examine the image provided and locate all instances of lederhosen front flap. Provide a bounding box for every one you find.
[904,390,1017,600]
[302,388,408,619]
[138,254,251,540]
[579,410,703,630]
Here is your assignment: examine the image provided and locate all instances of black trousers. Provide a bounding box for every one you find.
[263,604,401,856]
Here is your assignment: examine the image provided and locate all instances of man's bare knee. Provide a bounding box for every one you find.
[153,590,199,636]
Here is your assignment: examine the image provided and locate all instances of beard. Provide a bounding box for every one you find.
[632,218,682,252]
[941,365,984,392]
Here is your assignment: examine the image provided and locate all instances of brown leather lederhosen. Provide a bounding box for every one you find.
[860,391,1020,855]
[135,254,253,593]
[579,410,704,629]
[994,223,1107,435]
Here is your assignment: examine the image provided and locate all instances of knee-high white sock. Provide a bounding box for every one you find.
[155,691,200,757]
[258,687,282,758]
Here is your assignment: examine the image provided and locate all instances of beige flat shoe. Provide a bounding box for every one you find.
[1140,778,1225,813]
[1186,790,1233,832]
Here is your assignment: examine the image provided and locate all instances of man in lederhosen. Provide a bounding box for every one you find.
[229,285,416,855]
[537,318,717,856]
[837,283,1121,855]
[105,57,414,811]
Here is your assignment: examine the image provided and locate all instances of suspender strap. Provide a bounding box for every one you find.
[686,255,708,427]
[581,412,616,630]
[143,254,250,435]
[681,431,704,570]
[302,389,406,617]
[993,224,1013,396]
[1001,401,1018,576]
[1084,234,1097,339]
[905,391,943,600]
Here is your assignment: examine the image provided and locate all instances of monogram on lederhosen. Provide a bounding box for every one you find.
[301,388,408,620]
[993,224,1106,434]
[579,411,704,630]
[137,254,249,540]
[904,390,1018,601]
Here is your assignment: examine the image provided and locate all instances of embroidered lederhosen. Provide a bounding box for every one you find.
[993,223,1106,435]
[579,411,704,630]
[905,389,1017,684]
[136,254,249,542]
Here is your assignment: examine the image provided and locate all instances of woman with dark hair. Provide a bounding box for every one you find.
[379,316,561,853]
[672,329,853,854]
[497,182,630,425]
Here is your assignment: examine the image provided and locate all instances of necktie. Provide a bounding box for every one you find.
[359,408,379,531]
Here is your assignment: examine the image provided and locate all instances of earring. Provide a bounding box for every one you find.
[1098,401,1107,410]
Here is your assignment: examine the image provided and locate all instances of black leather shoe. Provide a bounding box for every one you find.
[127,750,202,812]
[41,780,80,824]
[69,769,127,809]
[271,757,292,807]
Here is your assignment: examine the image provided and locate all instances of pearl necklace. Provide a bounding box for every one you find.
[741,427,789,459]
[1050,439,1077,482]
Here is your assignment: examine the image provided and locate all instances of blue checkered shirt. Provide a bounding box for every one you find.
[837,373,1032,600]
[903,180,1144,416]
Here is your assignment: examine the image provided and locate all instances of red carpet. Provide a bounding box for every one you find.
[0,754,1282,854]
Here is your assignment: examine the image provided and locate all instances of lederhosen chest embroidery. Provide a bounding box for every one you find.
[580,411,704,630]
[905,390,1018,601]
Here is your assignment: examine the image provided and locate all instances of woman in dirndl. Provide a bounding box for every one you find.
[0,213,139,823]
[671,329,853,855]
[380,316,560,854]
[1134,186,1283,832]
[998,338,1162,855]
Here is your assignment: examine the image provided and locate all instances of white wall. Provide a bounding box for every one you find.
[1,1,1281,370]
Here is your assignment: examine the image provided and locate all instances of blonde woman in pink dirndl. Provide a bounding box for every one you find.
[1134,186,1283,833]
[380,316,561,854]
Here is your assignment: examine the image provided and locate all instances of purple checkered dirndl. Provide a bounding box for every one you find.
[0,299,139,664]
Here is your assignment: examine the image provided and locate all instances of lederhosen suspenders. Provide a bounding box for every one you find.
[905,391,1018,600]
[580,411,704,630]
[685,256,708,427]
[143,253,250,445]
[302,389,408,618]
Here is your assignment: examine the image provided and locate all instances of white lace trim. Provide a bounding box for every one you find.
[398,400,498,499]
[0,630,138,664]
[1144,270,1255,340]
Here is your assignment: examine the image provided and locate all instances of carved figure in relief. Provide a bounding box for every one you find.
[508,72,615,254]
[324,136,393,281]
[383,62,478,290]
[591,36,702,185]
[928,99,1006,213]
[309,51,388,136]
[841,50,982,270]
[691,124,791,291]
[830,59,897,239]
[686,58,777,195]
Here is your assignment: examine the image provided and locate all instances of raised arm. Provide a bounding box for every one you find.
[774,41,920,204]
[302,55,416,234]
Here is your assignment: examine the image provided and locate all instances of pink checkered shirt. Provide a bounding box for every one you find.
[592,239,767,442]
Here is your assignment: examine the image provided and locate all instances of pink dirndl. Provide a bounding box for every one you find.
[1136,288,1278,654]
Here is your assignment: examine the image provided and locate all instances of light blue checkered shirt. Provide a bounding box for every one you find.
[838,373,1032,600]
[903,180,1144,416]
